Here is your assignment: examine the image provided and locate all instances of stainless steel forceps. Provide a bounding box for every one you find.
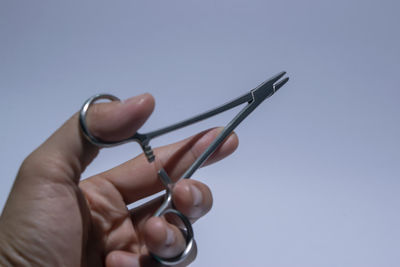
[79,71,289,265]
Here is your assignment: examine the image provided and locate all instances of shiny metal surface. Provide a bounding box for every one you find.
[79,72,289,264]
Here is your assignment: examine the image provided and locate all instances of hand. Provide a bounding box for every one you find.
[0,93,238,266]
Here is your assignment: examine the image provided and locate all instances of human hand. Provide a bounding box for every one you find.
[0,93,238,266]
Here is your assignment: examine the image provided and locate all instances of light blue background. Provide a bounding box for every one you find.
[1,1,399,266]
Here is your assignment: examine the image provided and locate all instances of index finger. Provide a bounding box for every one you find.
[85,127,238,205]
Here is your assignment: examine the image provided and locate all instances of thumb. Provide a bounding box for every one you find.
[27,93,154,183]
[2,93,154,215]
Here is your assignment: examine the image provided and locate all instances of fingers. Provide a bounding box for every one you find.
[144,217,186,259]
[131,179,211,261]
[92,128,238,204]
[130,179,213,232]
[106,251,141,267]
[172,179,213,222]
[21,93,155,184]
[85,94,155,143]
[106,247,197,267]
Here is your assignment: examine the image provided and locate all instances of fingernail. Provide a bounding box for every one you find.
[123,93,148,105]
[165,225,175,246]
[190,184,203,207]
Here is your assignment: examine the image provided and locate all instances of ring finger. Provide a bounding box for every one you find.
[129,179,213,260]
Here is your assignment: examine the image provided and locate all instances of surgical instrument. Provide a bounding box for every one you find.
[79,71,289,265]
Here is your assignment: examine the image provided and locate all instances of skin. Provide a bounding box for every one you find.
[0,93,238,267]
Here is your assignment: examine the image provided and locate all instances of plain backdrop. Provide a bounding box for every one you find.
[1,1,399,266]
